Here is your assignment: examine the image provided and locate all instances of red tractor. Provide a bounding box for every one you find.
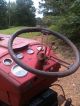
[0,27,79,106]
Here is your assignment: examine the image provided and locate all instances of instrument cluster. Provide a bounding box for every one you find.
[3,45,45,77]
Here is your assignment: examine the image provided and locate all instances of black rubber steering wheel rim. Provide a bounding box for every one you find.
[8,27,80,77]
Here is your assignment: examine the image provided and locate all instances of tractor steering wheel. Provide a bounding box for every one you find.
[8,27,80,77]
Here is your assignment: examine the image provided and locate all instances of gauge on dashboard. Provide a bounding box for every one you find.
[16,53,24,59]
[27,48,34,54]
[11,65,28,77]
[37,46,45,51]
[37,46,42,51]
[3,58,13,66]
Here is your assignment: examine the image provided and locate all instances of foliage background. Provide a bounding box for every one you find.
[39,0,80,42]
[0,0,36,29]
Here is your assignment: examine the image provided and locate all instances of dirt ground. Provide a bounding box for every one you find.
[53,68,80,106]
[50,54,80,106]
[52,68,80,106]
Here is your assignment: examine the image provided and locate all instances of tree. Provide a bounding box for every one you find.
[59,0,80,41]
[15,0,36,26]
[0,0,8,29]
[7,1,16,26]
[39,0,80,42]
[39,0,75,16]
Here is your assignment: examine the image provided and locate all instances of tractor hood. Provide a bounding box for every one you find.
[0,34,37,50]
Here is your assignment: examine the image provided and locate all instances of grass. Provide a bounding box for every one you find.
[0,26,23,35]
[0,26,40,38]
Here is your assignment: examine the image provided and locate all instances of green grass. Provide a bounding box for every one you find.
[0,26,40,38]
[0,26,23,35]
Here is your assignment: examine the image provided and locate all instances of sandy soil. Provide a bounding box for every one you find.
[54,68,80,106]
[50,53,80,106]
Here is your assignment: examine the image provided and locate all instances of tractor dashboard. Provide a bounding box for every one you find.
[0,38,60,85]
